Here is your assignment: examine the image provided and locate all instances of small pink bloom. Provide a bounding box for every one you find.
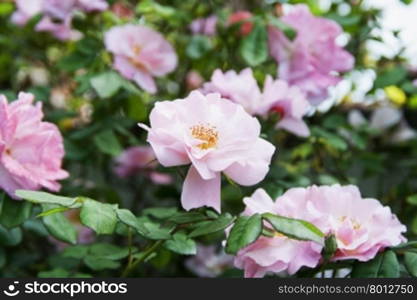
[185,245,234,277]
[114,146,172,184]
[105,24,178,94]
[139,91,275,212]
[111,2,134,19]
[36,15,81,41]
[0,92,68,198]
[76,0,108,12]
[202,68,262,115]
[228,11,253,36]
[42,0,75,20]
[258,76,311,137]
[268,5,354,104]
[413,79,417,87]
[234,189,323,278]
[11,0,43,26]
[190,15,217,36]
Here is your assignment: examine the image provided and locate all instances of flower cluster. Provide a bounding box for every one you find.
[234,185,406,277]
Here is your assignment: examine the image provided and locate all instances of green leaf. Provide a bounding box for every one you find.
[0,3,14,16]
[406,194,417,206]
[0,225,22,246]
[143,207,178,219]
[0,196,32,228]
[189,214,235,238]
[140,221,172,240]
[89,243,130,260]
[37,206,70,217]
[90,71,123,98]
[84,256,121,271]
[15,190,78,207]
[240,20,268,66]
[93,129,123,156]
[404,252,417,277]
[42,205,77,244]
[80,199,117,235]
[351,251,400,278]
[116,209,149,236]
[312,127,348,151]
[0,248,5,268]
[38,268,70,278]
[374,66,407,89]
[322,234,338,261]
[268,15,296,40]
[262,213,324,244]
[225,214,262,255]
[163,232,197,255]
[62,245,89,259]
[168,212,208,224]
[186,35,213,59]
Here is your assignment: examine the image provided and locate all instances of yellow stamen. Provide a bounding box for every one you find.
[190,123,219,150]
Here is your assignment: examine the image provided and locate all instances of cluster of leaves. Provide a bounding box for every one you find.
[0,0,416,278]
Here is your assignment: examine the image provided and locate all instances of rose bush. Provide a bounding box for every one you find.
[0,0,416,279]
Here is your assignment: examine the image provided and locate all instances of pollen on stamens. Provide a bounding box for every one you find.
[190,123,219,150]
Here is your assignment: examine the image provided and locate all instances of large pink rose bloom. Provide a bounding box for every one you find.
[202,68,262,115]
[105,25,178,94]
[11,0,43,25]
[305,185,407,262]
[0,92,68,198]
[234,189,323,277]
[139,91,275,212]
[257,76,311,137]
[268,5,354,104]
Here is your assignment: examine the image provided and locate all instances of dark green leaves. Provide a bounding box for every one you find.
[90,71,124,98]
[93,129,123,156]
[186,35,213,59]
[225,214,263,254]
[262,213,324,244]
[0,196,32,228]
[42,204,77,244]
[80,199,117,235]
[351,251,400,278]
[240,20,268,66]
[163,233,197,255]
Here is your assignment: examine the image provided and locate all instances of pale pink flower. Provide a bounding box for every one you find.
[234,189,323,278]
[257,76,311,137]
[114,146,172,185]
[105,24,178,94]
[185,245,234,277]
[36,15,81,41]
[139,91,275,212]
[202,68,262,115]
[304,185,407,262]
[0,92,68,198]
[268,5,354,104]
[190,15,218,36]
[11,0,43,25]
[76,0,109,12]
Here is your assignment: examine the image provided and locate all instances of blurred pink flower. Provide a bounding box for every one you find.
[0,92,68,198]
[186,71,204,90]
[258,76,311,137]
[234,189,323,277]
[77,0,109,12]
[190,15,217,36]
[139,91,275,212]
[114,146,172,184]
[185,245,234,277]
[202,68,262,115]
[268,5,354,104]
[105,24,178,94]
[304,185,407,262]
[36,15,81,41]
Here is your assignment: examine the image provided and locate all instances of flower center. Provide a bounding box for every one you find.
[128,44,146,70]
[339,216,361,230]
[190,123,219,150]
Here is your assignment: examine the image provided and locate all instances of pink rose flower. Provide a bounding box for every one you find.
[258,76,311,137]
[114,146,172,185]
[304,185,407,262]
[139,91,275,212]
[36,15,81,41]
[234,189,323,277]
[0,92,68,198]
[185,245,234,277]
[268,5,354,104]
[190,15,218,36]
[105,24,178,94]
[202,68,262,115]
